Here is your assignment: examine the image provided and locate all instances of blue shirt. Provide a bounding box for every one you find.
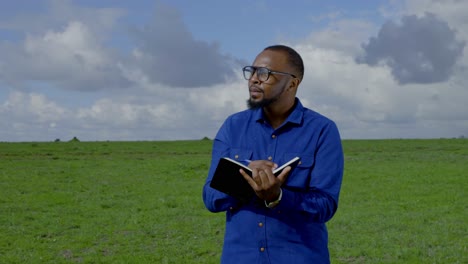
[203,99,344,264]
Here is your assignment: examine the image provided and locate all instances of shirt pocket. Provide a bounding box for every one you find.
[282,153,314,190]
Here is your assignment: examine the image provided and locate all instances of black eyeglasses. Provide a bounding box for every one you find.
[242,66,296,82]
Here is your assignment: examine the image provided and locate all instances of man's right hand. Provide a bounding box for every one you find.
[240,160,291,202]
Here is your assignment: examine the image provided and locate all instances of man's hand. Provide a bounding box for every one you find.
[239,160,291,202]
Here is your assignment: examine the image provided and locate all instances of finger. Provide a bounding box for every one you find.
[276,166,291,184]
[239,169,258,189]
[248,160,278,170]
[261,168,277,186]
[254,169,267,187]
[252,168,263,188]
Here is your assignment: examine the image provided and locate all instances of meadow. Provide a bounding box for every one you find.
[0,139,466,263]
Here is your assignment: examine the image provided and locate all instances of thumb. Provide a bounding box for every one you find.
[276,166,291,184]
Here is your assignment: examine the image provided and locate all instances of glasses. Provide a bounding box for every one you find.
[242,66,296,82]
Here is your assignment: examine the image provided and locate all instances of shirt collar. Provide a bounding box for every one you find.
[254,98,304,126]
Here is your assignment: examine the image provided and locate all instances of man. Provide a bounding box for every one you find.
[203,45,344,264]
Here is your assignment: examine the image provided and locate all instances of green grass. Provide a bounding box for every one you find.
[329,139,467,263]
[0,139,466,263]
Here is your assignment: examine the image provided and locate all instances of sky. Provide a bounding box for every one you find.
[0,0,467,142]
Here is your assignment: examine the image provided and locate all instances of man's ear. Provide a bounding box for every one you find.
[288,78,300,91]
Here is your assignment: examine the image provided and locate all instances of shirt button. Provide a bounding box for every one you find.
[258,222,263,227]
[260,247,265,252]
[271,134,276,139]
[268,156,272,161]
[234,155,239,159]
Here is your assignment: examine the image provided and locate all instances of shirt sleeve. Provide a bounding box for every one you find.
[202,118,240,212]
[275,121,344,223]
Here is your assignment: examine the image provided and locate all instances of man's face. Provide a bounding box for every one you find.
[247,50,293,109]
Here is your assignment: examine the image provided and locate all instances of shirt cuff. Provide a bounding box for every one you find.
[264,188,282,208]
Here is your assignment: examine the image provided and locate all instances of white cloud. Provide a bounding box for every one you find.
[1,91,66,122]
[0,0,124,36]
[1,20,129,92]
[0,91,69,141]
[357,13,465,84]
[400,0,468,27]
[302,18,376,55]
[1,0,467,141]
[23,21,107,73]
[0,75,250,141]
[126,2,242,88]
[0,0,129,92]
[290,7,468,139]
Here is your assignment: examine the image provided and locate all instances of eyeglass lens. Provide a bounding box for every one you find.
[243,67,269,81]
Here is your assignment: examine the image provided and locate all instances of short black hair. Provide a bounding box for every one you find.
[264,45,304,81]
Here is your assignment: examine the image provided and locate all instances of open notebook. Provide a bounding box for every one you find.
[209,157,300,202]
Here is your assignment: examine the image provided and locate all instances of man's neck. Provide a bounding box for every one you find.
[263,99,296,129]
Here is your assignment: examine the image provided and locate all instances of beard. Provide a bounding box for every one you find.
[246,86,285,110]
[246,97,277,109]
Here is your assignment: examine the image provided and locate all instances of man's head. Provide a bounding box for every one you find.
[244,45,304,110]
[263,45,304,82]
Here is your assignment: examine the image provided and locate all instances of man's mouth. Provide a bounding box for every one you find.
[249,87,263,98]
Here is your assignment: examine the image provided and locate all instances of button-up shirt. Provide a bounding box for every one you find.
[203,98,344,264]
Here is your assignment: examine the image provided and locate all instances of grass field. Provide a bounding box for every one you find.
[0,139,466,263]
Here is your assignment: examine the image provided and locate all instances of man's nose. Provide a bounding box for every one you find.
[249,72,261,84]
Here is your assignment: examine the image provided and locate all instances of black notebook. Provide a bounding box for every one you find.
[209,156,301,202]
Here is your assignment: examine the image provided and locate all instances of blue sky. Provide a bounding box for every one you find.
[1,0,467,141]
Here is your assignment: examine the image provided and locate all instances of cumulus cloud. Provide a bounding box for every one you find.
[127,2,242,88]
[0,0,243,91]
[0,0,129,92]
[304,18,376,55]
[1,91,67,122]
[0,0,250,141]
[357,12,465,84]
[0,76,248,141]
[0,21,129,91]
[0,0,124,36]
[0,91,69,141]
[289,4,468,138]
[296,45,411,124]
[1,1,468,141]
[293,41,468,139]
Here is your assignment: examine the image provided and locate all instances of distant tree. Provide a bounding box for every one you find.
[69,136,80,142]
